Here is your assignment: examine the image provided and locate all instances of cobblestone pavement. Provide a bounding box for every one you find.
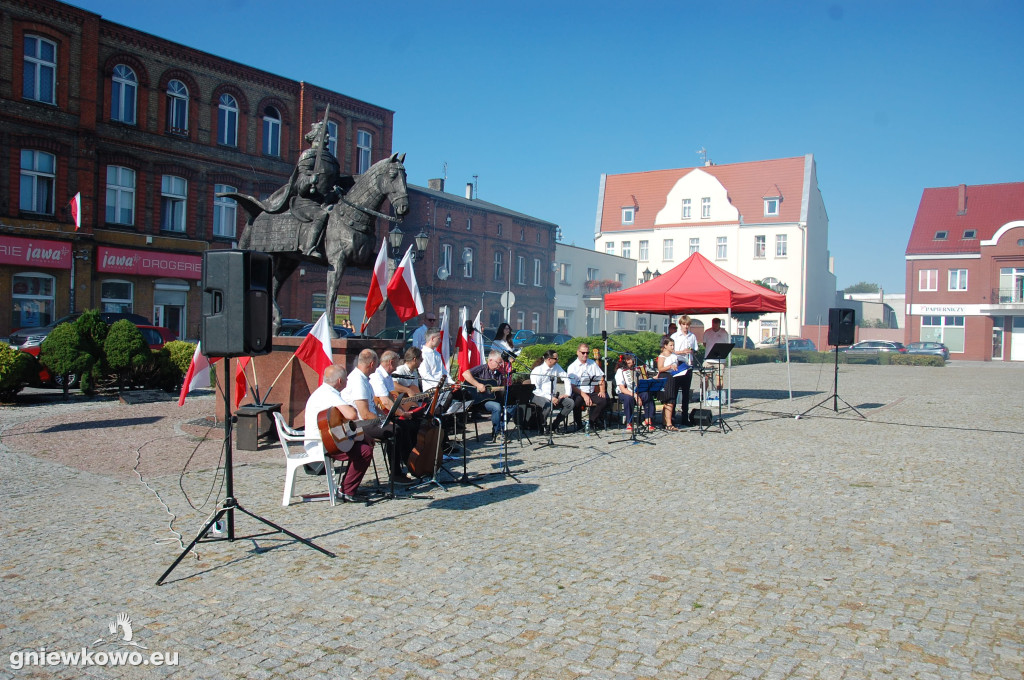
[1,362,1022,679]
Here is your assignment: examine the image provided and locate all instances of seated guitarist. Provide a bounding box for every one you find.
[303,364,374,503]
[370,350,419,480]
[392,347,423,396]
[461,350,512,442]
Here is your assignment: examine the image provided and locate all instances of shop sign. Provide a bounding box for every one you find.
[97,246,203,280]
[909,303,983,316]
[0,235,72,269]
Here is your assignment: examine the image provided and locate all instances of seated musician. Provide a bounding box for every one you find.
[392,347,423,396]
[370,350,420,479]
[303,364,374,503]
[615,353,655,432]
[567,342,608,431]
[419,330,452,392]
[342,349,415,485]
[529,349,574,433]
[461,350,511,442]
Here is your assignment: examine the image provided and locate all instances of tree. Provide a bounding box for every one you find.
[843,281,880,294]
[39,323,92,398]
[104,320,150,391]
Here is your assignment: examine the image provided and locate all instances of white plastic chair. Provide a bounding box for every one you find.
[274,411,341,507]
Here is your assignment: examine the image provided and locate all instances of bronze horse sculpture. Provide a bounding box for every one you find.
[226,153,409,333]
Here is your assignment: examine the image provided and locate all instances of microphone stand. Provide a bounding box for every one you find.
[535,372,576,451]
[455,385,486,488]
[610,356,655,446]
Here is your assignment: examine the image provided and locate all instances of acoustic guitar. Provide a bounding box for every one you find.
[316,406,365,456]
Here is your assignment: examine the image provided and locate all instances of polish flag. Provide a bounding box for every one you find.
[456,309,482,374]
[361,237,388,333]
[178,342,219,406]
[234,356,251,408]
[69,192,82,231]
[386,245,424,323]
[438,306,451,370]
[294,312,334,384]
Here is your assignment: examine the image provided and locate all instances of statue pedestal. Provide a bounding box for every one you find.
[215,336,405,429]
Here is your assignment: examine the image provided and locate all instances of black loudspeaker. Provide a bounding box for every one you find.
[827,308,856,346]
[201,250,273,357]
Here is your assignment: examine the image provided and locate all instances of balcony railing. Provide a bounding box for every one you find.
[992,287,1024,304]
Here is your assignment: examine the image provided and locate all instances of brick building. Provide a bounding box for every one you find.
[1,0,393,340]
[904,182,1024,361]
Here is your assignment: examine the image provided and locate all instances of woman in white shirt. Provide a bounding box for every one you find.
[491,323,515,356]
[656,337,682,431]
[615,354,654,431]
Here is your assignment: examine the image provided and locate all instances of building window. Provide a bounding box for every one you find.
[19,150,55,214]
[520,227,525,241]
[531,312,540,333]
[213,184,237,237]
[918,269,938,291]
[998,267,1024,303]
[463,247,474,278]
[948,269,968,291]
[764,198,779,216]
[636,315,649,331]
[934,231,948,240]
[160,176,187,232]
[533,258,541,286]
[776,234,788,257]
[962,229,977,239]
[441,243,453,277]
[493,251,503,282]
[167,80,189,134]
[605,241,615,255]
[357,130,372,173]
[497,223,502,236]
[556,309,571,334]
[754,235,766,259]
[466,218,472,232]
[218,94,238,146]
[615,311,625,329]
[621,241,631,259]
[326,121,338,157]
[702,197,711,219]
[716,236,727,259]
[23,36,56,104]
[622,207,634,225]
[638,240,649,261]
[663,239,673,260]
[106,166,135,225]
[517,310,525,330]
[921,315,965,353]
[262,106,281,156]
[682,198,691,220]
[517,256,526,285]
[111,64,137,124]
[536,231,541,244]
[100,280,133,313]
[558,262,571,285]
[11,273,56,328]
[587,267,598,281]
[689,238,699,255]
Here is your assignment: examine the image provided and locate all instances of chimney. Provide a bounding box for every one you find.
[427,178,445,192]
[957,184,967,215]
[465,183,473,200]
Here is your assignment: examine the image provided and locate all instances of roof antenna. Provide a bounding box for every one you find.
[696,146,712,166]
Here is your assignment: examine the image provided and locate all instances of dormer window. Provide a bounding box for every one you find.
[764,198,779,216]
[934,231,948,240]
[621,207,634,225]
[962,229,976,239]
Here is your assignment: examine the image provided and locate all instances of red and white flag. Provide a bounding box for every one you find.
[234,356,252,408]
[361,237,388,333]
[471,310,485,362]
[456,308,482,374]
[439,306,451,370]
[178,342,219,406]
[386,246,424,323]
[295,312,333,384]
[69,192,82,231]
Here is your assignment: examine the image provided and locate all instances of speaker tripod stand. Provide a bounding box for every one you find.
[800,345,864,418]
[157,361,334,585]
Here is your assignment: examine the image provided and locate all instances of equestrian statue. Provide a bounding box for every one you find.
[221,106,409,334]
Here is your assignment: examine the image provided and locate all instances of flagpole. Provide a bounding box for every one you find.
[260,355,296,405]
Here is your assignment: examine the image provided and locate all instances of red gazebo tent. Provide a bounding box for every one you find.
[604,252,793,403]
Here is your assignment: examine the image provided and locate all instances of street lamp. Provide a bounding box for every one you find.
[387,226,430,265]
[772,281,789,295]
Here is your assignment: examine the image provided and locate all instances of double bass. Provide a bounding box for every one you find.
[407,385,447,478]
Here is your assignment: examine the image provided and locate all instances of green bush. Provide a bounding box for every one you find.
[104,320,151,390]
[0,343,33,400]
[73,310,110,393]
[39,322,93,396]
[165,340,198,375]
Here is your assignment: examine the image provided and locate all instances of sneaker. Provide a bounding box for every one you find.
[626,423,633,432]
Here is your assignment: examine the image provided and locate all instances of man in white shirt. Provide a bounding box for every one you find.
[671,315,698,366]
[410,313,437,350]
[343,348,414,484]
[419,329,450,391]
[303,364,374,502]
[530,349,574,432]
[369,349,419,481]
[392,347,422,392]
[702,317,731,390]
[567,343,608,430]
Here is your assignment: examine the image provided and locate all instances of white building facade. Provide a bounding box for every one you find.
[594,155,836,340]
[553,243,639,338]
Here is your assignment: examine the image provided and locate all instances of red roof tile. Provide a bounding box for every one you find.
[600,156,809,233]
[905,182,1024,255]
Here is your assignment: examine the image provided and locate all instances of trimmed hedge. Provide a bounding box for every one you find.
[0,342,33,399]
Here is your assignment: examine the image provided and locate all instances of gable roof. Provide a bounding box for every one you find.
[598,155,809,233]
[905,182,1024,255]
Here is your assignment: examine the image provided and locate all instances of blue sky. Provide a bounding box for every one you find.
[73,0,1024,293]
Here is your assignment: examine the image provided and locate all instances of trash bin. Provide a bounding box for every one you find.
[235,403,282,451]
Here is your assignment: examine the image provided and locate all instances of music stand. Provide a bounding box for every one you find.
[610,376,663,446]
[535,373,577,451]
[700,343,733,435]
[366,395,433,504]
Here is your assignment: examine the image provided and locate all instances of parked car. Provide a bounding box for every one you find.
[376,326,412,341]
[295,324,354,338]
[136,325,178,351]
[531,332,572,346]
[905,341,949,359]
[9,311,151,353]
[842,340,907,354]
[731,334,755,350]
[511,329,536,347]
[782,338,816,352]
[755,336,782,349]
[275,319,307,336]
